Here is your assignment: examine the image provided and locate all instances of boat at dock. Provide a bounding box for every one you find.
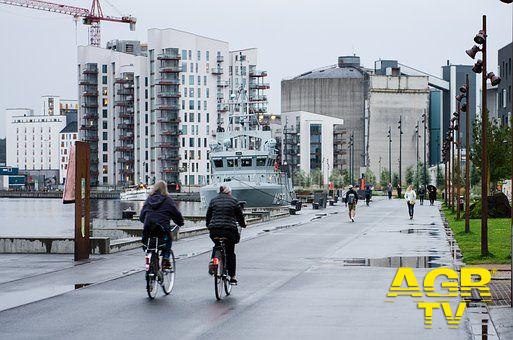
[120,186,150,201]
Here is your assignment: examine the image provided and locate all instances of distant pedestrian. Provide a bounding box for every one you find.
[345,185,358,222]
[397,185,402,199]
[364,186,372,206]
[428,186,437,206]
[405,185,417,220]
[418,185,426,205]
[387,183,393,200]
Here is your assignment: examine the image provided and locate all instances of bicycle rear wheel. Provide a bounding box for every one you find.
[162,250,176,295]
[146,254,159,299]
[213,251,223,300]
[224,275,232,296]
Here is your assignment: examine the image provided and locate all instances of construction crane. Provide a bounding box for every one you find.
[0,0,136,46]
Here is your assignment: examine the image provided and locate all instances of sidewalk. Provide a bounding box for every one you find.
[0,203,340,311]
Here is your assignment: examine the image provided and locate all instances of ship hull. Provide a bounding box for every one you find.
[200,182,292,207]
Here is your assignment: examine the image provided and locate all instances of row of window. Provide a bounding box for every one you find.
[182,87,210,98]
[181,49,221,62]
[212,157,273,169]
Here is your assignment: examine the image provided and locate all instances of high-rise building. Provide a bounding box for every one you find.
[78,29,269,188]
[59,121,78,185]
[497,42,512,125]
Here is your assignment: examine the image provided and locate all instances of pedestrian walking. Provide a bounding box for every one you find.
[345,185,358,222]
[364,186,372,206]
[405,185,416,220]
[427,185,437,206]
[397,185,402,199]
[418,185,426,205]
[387,183,393,200]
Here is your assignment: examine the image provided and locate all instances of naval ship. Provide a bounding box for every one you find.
[200,54,294,207]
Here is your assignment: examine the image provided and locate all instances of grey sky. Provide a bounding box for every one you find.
[0,0,511,138]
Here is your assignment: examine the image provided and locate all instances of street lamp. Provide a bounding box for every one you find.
[388,126,392,187]
[458,76,471,233]
[465,15,502,256]
[453,105,462,221]
[398,116,403,197]
[422,112,428,186]
[415,122,420,190]
[499,0,513,308]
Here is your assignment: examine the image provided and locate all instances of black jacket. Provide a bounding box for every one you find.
[140,193,184,237]
[206,193,246,232]
[345,189,358,204]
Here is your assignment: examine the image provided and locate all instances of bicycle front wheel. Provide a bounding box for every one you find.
[224,275,232,296]
[146,254,159,299]
[162,250,176,295]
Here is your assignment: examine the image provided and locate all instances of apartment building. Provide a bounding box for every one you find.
[59,121,78,184]
[5,96,77,188]
[78,29,269,188]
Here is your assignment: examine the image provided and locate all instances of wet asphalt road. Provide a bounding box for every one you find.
[0,199,469,339]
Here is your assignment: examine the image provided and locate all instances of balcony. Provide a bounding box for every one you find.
[159,66,181,73]
[83,113,98,120]
[83,90,99,97]
[159,154,181,161]
[157,53,181,61]
[249,69,267,77]
[118,112,134,119]
[162,168,178,174]
[157,78,180,86]
[114,100,133,107]
[160,129,180,136]
[251,105,267,113]
[117,123,134,130]
[119,134,134,141]
[115,146,134,152]
[217,92,224,100]
[82,67,98,75]
[158,117,181,124]
[250,95,267,102]
[79,78,98,85]
[217,103,229,112]
[211,67,223,75]
[156,103,180,111]
[80,124,98,131]
[250,82,270,90]
[83,135,99,142]
[216,55,224,63]
[117,88,134,95]
[217,80,229,88]
[82,102,98,108]
[120,168,135,175]
[157,91,181,98]
[118,158,134,164]
[158,142,180,149]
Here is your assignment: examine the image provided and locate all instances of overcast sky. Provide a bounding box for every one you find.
[0,0,511,138]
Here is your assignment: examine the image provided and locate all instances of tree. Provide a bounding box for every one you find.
[294,170,308,187]
[405,166,415,186]
[364,168,376,186]
[309,170,323,188]
[436,164,444,190]
[470,117,511,193]
[342,169,350,186]
[380,169,390,189]
[329,169,344,188]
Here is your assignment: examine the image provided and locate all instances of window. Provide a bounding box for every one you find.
[189,75,194,85]
[145,77,148,86]
[197,101,201,110]
[198,88,201,98]
[181,74,185,84]
[103,98,108,107]
[241,66,246,75]
[181,50,187,60]
[257,158,267,166]
[203,101,207,110]
[206,88,210,98]
[190,88,194,97]
[213,159,223,168]
[204,76,207,85]
[206,51,210,61]
[102,76,108,84]
[103,154,108,162]
[190,63,194,72]
[188,50,192,60]
[102,132,108,140]
[227,158,239,167]
[189,138,194,147]
[182,125,187,135]
[241,158,252,167]
[181,62,187,72]
[102,121,107,129]
[189,100,194,110]
[102,64,107,73]
[182,100,186,110]
[197,50,201,61]
[189,112,194,122]
[102,87,108,96]
[184,87,188,97]
[197,112,201,123]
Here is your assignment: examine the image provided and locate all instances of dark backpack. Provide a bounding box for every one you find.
[347,193,355,204]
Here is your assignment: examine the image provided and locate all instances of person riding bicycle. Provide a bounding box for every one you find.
[140,180,184,269]
[364,186,372,206]
[345,185,358,222]
[206,185,246,285]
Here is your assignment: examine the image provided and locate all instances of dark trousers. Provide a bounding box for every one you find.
[210,230,238,277]
[419,195,425,205]
[388,191,392,200]
[407,202,415,218]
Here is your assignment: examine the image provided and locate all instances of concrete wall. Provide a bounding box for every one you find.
[281,76,367,172]
[367,75,430,184]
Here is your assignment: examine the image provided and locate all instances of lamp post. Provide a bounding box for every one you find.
[415,122,420,190]
[348,133,354,186]
[450,124,455,212]
[422,112,428,186]
[388,126,392,186]
[499,0,513,307]
[398,116,403,197]
[454,105,462,221]
[458,77,471,232]
[465,15,502,256]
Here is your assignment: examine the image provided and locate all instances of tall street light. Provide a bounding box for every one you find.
[465,15,502,256]
[458,76,471,233]
[388,126,392,186]
[453,105,462,221]
[499,0,513,308]
[450,123,455,212]
[415,121,420,189]
[443,139,449,206]
[398,116,403,197]
[422,111,428,186]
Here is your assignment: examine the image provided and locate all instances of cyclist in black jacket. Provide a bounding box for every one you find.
[140,181,184,269]
[206,185,246,284]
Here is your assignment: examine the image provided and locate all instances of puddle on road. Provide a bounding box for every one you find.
[74,283,92,289]
[399,228,441,237]
[337,256,445,268]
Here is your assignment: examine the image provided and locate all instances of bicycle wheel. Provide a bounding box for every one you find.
[214,251,223,301]
[146,254,159,299]
[224,274,232,296]
[162,250,176,295]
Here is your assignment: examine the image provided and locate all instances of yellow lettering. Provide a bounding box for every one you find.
[441,302,466,326]
[387,268,422,297]
[460,268,491,298]
[424,268,459,297]
[417,302,440,327]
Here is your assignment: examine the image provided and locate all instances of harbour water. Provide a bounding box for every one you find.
[0,198,206,237]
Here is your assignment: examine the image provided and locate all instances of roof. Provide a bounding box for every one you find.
[60,121,77,134]
[292,65,367,80]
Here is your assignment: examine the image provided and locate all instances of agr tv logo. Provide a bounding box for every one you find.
[386,267,491,328]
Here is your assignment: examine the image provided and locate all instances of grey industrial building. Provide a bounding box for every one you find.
[498,42,512,125]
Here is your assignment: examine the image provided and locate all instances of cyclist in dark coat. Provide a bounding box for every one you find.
[206,185,246,284]
[140,181,184,269]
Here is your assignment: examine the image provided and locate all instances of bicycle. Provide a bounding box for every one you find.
[210,236,233,300]
[143,225,178,299]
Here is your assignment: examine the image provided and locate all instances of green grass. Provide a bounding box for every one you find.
[442,206,511,264]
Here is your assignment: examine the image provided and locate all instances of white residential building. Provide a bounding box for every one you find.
[59,121,78,184]
[78,29,269,188]
[281,111,344,185]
